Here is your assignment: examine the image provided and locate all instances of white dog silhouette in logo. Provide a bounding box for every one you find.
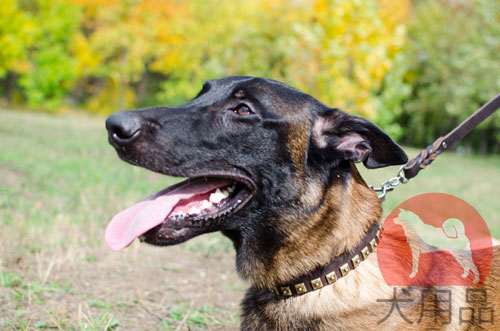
[393,209,480,283]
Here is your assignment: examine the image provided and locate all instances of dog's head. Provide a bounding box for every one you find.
[104,76,407,271]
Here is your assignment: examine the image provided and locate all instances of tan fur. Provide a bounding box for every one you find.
[248,165,380,289]
[108,76,498,329]
[243,164,500,330]
[246,246,500,330]
[286,121,311,178]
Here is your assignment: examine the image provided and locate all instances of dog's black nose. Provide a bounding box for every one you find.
[106,111,142,145]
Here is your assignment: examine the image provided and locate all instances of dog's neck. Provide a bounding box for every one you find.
[237,164,382,290]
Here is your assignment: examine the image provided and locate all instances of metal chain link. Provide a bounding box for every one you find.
[369,165,409,202]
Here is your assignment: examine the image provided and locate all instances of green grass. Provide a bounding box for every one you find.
[161,303,238,330]
[1,109,242,329]
[0,109,180,250]
[2,109,498,242]
[0,109,499,329]
[358,147,500,238]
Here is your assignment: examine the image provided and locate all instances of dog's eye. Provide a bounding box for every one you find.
[233,104,253,115]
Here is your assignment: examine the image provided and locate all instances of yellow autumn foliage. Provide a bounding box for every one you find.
[2,0,410,115]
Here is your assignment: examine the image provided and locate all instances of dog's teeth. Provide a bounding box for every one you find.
[200,200,213,210]
[189,207,201,215]
[209,189,226,203]
[227,185,235,193]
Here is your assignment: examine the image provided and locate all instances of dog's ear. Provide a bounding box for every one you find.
[309,109,408,169]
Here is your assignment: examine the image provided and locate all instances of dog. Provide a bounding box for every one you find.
[394,209,480,283]
[104,76,500,330]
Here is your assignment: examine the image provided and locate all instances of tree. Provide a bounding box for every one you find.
[1,0,410,123]
[284,0,410,119]
[14,0,82,109]
[394,0,500,153]
[0,0,34,102]
[152,0,410,118]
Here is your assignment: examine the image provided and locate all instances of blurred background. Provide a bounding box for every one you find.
[1,0,500,151]
[1,0,499,329]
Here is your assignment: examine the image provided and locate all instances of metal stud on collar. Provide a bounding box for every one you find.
[361,246,370,259]
[272,221,381,298]
[339,263,350,276]
[326,271,337,284]
[311,278,324,290]
[281,286,292,296]
[351,254,361,268]
[295,283,307,295]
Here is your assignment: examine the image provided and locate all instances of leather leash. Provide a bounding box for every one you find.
[272,93,500,298]
[372,92,500,201]
[403,92,500,180]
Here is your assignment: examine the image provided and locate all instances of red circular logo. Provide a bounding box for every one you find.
[378,193,492,286]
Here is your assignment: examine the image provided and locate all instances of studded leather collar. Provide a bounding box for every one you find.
[271,221,382,297]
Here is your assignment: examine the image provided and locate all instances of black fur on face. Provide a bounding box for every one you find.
[106,76,407,267]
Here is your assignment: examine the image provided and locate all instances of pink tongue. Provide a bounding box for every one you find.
[104,179,230,251]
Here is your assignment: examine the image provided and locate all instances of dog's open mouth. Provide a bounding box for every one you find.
[104,176,253,251]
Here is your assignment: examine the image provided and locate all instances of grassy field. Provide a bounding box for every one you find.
[0,109,499,330]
